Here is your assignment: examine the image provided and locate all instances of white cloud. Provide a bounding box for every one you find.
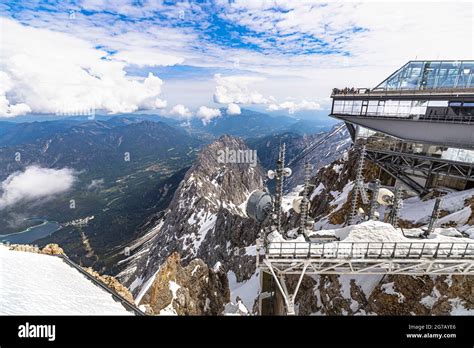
[213,74,271,105]
[0,72,31,118]
[2,2,472,117]
[213,74,324,114]
[168,104,192,118]
[267,100,322,114]
[226,103,241,115]
[196,106,221,125]
[0,18,171,117]
[0,166,76,209]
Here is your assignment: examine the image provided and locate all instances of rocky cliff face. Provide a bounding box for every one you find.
[118,135,264,313]
[286,273,473,315]
[138,252,230,315]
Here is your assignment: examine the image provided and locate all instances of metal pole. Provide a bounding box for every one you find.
[368,179,381,220]
[349,145,366,225]
[274,143,285,234]
[390,185,403,228]
[426,197,442,235]
[299,161,312,235]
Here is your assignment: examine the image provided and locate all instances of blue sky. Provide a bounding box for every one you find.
[0,0,473,122]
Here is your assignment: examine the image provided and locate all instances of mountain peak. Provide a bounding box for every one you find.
[118,135,265,298]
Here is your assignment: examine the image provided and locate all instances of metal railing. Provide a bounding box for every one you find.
[332,87,474,97]
[266,241,474,260]
[332,110,474,125]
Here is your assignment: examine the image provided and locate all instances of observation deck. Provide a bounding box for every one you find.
[330,61,474,150]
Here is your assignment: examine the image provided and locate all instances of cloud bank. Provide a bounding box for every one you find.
[0,18,169,117]
[213,74,270,105]
[0,166,77,209]
[267,100,322,114]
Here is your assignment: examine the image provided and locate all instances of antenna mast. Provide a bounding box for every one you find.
[274,143,286,233]
[299,161,312,236]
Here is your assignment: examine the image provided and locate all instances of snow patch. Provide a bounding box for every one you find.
[0,246,131,315]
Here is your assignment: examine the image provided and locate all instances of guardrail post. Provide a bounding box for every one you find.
[433,242,440,258]
[462,243,469,258]
[418,243,425,258]
[447,243,454,258]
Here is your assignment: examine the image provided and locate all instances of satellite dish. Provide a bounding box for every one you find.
[377,188,394,206]
[267,170,275,180]
[246,190,273,222]
[292,197,310,214]
[283,168,292,177]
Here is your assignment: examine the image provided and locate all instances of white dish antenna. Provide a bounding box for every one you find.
[292,197,310,214]
[377,188,395,206]
[246,190,273,222]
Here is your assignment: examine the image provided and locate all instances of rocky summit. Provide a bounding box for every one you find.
[118,135,264,312]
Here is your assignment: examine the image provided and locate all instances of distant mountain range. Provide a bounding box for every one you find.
[0,108,335,145]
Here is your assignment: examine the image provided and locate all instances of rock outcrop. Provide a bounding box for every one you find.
[119,135,265,306]
[41,243,65,255]
[292,274,473,315]
[7,243,64,255]
[83,267,135,305]
[139,252,230,315]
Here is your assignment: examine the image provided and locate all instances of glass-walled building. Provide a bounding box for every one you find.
[374,61,474,90]
[330,60,474,193]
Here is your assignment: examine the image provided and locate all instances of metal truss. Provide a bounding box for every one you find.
[258,240,474,314]
[260,258,473,315]
[261,258,474,276]
[365,149,474,194]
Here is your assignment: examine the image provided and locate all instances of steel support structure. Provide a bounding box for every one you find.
[365,149,474,195]
[259,240,473,315]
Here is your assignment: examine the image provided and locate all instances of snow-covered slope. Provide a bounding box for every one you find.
[0,246,131,315]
